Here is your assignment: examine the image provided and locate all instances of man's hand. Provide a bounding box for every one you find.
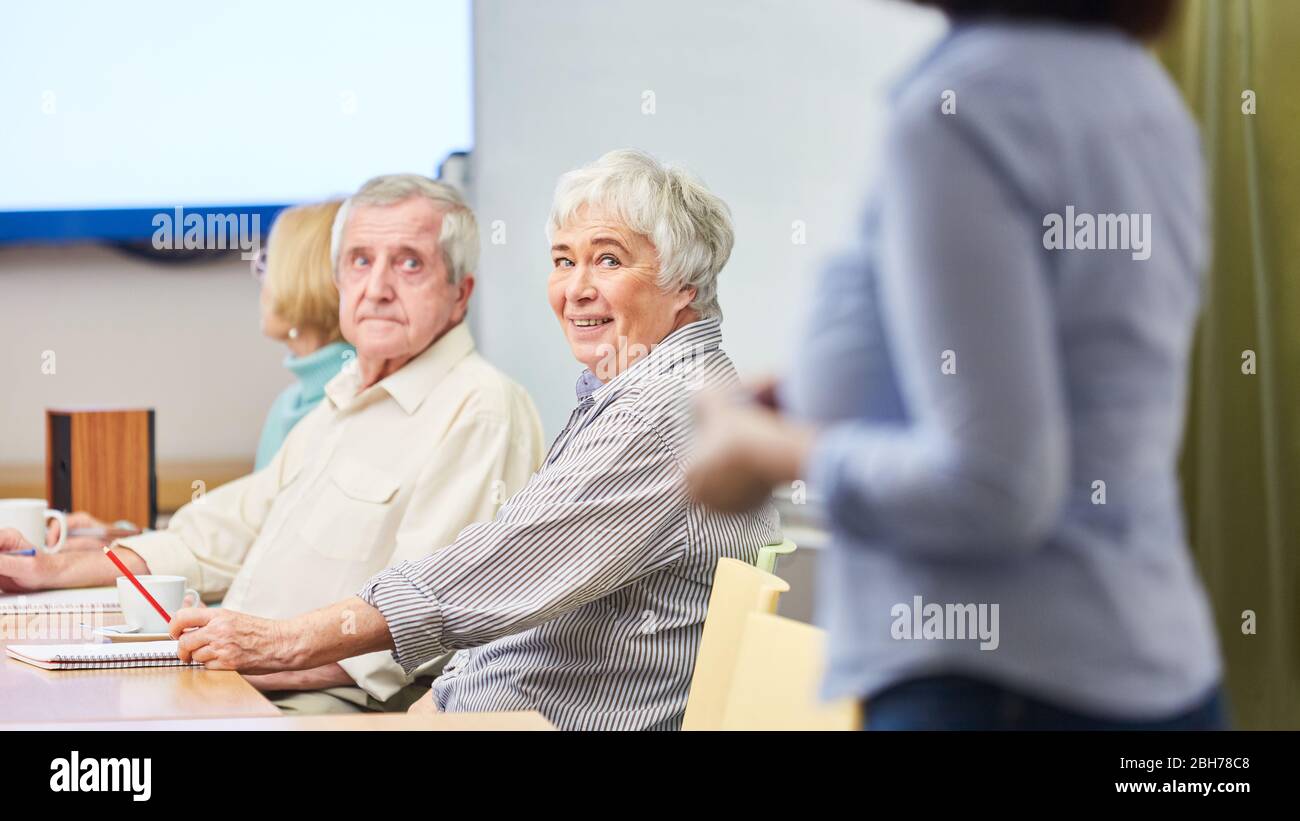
[171,608,305,674]
[0,527,33,554]
[0,534,147,593]
[0,530,68,592]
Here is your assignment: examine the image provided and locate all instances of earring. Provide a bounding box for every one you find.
[288,327,299,340]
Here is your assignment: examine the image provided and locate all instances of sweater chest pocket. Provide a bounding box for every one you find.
[297,460,401,563]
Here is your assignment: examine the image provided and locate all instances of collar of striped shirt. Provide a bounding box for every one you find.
[575,317,723,403]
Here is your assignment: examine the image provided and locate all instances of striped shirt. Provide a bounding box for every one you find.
[358,318,782,730]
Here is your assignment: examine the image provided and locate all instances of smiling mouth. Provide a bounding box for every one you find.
[570,318,613,328]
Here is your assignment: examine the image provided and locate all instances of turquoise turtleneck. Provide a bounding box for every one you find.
[254,340,355,470]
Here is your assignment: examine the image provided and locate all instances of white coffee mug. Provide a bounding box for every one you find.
[116,575,200,633]
[0,499,66,552]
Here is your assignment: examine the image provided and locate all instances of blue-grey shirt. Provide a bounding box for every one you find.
[785,20,1221,718]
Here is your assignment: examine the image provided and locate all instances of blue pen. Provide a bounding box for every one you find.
[3,549,36,556]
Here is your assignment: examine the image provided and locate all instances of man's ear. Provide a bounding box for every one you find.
[451,274,476,323]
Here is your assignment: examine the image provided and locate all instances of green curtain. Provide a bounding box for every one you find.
[1160,0,1300,729]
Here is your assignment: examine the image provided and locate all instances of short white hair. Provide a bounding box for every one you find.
[331,174,479,283]
[547,149,733,319]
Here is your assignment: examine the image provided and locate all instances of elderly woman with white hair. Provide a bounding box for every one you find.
[167,149,782,731]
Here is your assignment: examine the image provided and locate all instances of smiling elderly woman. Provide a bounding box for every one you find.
[168,149,782,731]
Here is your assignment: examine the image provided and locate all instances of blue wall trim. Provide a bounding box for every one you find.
[0,205,290,245]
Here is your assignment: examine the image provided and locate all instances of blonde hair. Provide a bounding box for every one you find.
[264,200,345,342]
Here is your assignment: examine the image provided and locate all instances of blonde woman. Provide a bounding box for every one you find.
[251,200,355,469]
[35,201,356,551]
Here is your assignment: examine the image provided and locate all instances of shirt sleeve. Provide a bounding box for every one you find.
[115,448,290,598]
[804,97,1069,559]
[358,407,688,675]
[337,410,544,700]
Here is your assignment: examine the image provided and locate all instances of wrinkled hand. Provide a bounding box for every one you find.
[0,531,62,592]
[0,528,33,554]
[408,689,441,714]
[170,608,302,674]
[688,389,816,513]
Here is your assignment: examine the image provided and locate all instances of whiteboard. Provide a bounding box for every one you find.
[0,0,472,212]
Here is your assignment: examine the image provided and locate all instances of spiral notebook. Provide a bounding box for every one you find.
[0,587,121,614]
[5,641,201,670]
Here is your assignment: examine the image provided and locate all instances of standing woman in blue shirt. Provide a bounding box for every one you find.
[689,0,1226,729]
[252,200,356,470]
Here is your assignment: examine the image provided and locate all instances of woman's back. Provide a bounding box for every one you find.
[792,20,1221,718]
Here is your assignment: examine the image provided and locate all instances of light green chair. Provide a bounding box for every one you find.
[756,538,797,574]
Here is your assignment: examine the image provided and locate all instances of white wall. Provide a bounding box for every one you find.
[0,0,943,473]
[0,245,286,464]
[470,0,944,436]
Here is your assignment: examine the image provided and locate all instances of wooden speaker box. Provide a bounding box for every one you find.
[46,408,157,530]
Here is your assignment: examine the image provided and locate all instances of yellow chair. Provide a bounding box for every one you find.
[720,612,860,731]
[756,538,797,574]
[682,557,789,730]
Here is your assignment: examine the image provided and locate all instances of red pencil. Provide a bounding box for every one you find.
[102,545,171,624]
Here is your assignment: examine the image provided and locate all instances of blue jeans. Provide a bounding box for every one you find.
[865,675,1228,730]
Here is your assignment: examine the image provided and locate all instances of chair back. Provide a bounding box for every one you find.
[720,612,860,731]
[682,557,789,730]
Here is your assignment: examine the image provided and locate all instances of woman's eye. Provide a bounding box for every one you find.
[598,254,620,268]
[554,258,574,268]
[352,254,369,268]
[401,257,420,271]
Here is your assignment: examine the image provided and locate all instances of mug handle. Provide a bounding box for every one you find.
[182,589,201,609]
[44,509,67,553]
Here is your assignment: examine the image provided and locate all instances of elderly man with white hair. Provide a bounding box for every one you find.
[166,149,783,731]
[0,174,545,714]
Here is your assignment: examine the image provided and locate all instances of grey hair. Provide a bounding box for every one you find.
[546,149,733,319]
[331,173,479,283]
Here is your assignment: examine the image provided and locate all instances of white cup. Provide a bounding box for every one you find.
[0,499,66,552]
[116,575,200,633]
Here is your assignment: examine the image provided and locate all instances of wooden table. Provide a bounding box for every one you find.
[1,612,554,730]
[0,712,554,731]
[0,611,279,723]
